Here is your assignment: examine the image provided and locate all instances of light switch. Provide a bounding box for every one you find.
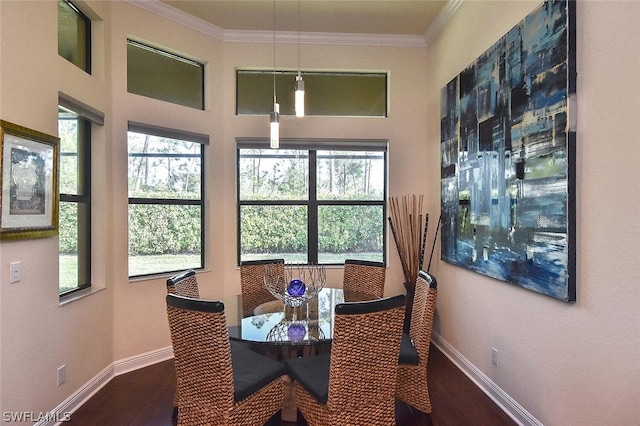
[10,261,21,284]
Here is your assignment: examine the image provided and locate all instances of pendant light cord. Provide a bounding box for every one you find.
[297,0,300,72]
[273,0,277,103]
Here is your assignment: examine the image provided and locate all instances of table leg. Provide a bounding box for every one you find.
[282,375,297,422]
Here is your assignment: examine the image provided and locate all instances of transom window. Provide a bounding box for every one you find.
[237,139,387,265]
[127,123,207,278]
[236,70,387,117]
[127,40,205,110]
[58,0,91,73]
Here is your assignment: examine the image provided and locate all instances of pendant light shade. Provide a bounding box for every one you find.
[269,0,279,149]
[270,101,280,149]
[295,0,305,118]
[295,73,305,117]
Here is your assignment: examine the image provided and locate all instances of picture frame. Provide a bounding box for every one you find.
[1,120,59,240]
[439,0,577,302]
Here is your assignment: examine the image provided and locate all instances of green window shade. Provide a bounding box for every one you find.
[58,0,91,73]
[237,71,387,117]
[127,40,204,110]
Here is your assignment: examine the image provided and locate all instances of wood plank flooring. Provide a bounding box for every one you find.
[66,345,516,425]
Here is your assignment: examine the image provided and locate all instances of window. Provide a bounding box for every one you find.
[128,123,207,278]
[127,40,205,110]
[58,92,106,296]
[237,70,387,117]
[58,0,91,73]
[237,139,387,265]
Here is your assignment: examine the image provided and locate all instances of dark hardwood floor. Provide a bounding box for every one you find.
[66,345,516,425]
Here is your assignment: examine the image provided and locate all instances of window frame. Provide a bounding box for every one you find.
[127,122,207,279]
[58,0,92,73]
[236,70,388,117]
[127,39,205,110]
[236,138,388,266]
[58,94,103,298]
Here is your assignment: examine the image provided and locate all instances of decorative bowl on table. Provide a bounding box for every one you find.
[263,263,326,308]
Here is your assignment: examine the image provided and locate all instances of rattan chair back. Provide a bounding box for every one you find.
[296,295,406,425]
[396,270,437,414]
[165,270,201,415]
[342,259,386,298]
[166,294,285,425]
[166,269,200,298]
[240,259,284,315]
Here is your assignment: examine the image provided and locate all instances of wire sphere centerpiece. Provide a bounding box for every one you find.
[264,263,326,308]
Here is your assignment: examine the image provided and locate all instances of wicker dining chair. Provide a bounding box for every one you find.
[166,294,286,426]
[284,294,406,426]
[166,269,253,418]
[396,270,438,415]
[166,269,201,417]
[166,269,200,298]
[342,259,386,299]
[240,259,285,316]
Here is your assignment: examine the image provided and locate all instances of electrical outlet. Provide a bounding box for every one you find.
[10,261,21,284]
[491,347,499,367]
[57,365,66,386]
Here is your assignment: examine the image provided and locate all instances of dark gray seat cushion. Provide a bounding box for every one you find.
[283,353,331,404]
[230,344,287,402]
[398,332,420,365]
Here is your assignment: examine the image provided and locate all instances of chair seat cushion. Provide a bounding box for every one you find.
[231,344,287,402]
[283,353,331,404]
[398,332,420,365]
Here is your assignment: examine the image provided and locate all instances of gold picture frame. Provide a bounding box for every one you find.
[0,120,59,240]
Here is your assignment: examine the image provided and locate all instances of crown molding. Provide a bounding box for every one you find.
[424,0,464,46]
[224,30,427,47]
[127,0,463,48]
[126,0,226,40]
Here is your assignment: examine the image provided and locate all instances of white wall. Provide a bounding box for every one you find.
[0,0,113,421]
[426,1,640,425]
[0,0,429,420]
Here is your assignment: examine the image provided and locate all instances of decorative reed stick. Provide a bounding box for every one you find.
[388,194,429,285]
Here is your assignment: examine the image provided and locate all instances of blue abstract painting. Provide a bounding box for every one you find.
[440,0,576,302]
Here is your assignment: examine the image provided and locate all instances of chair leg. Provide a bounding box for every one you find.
[407,405,432,426]
[267,409,281,425]
[296,408,308,426]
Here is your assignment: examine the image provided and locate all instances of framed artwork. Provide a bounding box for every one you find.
[1,120,59,240]
[440,0,576,302]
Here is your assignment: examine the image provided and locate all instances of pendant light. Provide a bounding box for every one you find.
[270,0,280,148]
[294,0,305,117]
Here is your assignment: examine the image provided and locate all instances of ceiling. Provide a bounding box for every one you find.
[159,0,450,36]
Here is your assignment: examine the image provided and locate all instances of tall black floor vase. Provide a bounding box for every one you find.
[403,281,415,333]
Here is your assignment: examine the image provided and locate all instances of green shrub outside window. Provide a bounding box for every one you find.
[127,123,206,278]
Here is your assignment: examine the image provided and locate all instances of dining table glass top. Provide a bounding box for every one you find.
[225,287,376,346]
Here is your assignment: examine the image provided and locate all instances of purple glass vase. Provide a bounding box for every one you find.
[287,278,306,297]
[287,323,306,342]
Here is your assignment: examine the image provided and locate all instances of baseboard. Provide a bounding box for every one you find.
[113,346,174,376]
[37,346,174,426]
[431,334,542,426]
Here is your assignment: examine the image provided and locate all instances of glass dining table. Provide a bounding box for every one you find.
[224,287,377,347]
[223,287,378,422]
